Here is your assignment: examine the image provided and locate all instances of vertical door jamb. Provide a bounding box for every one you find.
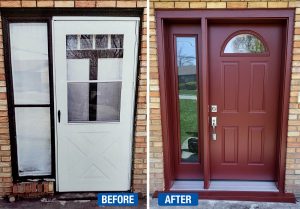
[51,18,59,191]
[277,16,294,193]
[201,17,210,189]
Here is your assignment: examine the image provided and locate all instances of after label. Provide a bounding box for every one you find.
[158,193,198,206]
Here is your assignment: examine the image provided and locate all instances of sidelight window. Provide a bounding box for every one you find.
[176,37,199,163]
[9,23,52,177]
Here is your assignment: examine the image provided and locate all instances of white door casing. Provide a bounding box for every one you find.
[53,17,139,192]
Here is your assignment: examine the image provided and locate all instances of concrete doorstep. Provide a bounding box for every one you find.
[0,197,147,209]
[0,197,300,208]
[150,198,300,209]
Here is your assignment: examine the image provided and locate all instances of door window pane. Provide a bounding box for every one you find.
[80,35,93,49]
[15,107,51,176]
[97,82,121,121]
[224,33,266,54]
[96,35,108,49]
[68,82,121,122]
[176,37,199,163]
[68,83,89,121]
[66,34,123,122]
[66,35,78,50]
[67,59,90,81]
[10,23,50,104]
[111,35,124,48]
[98,58,123,80]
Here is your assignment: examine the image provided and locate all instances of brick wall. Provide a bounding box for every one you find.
[0,0,147,198]
[149,0,300,195]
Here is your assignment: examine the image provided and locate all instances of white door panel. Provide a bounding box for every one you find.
[53,17,139,191]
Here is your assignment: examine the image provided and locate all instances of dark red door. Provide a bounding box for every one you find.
[209,23,283,180]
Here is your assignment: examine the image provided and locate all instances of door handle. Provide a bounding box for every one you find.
[211,116,217,140]
[58,110,61,123]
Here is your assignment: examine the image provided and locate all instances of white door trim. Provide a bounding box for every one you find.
[52,16,140,21]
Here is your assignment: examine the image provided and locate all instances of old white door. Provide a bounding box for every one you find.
[53,17,139,191]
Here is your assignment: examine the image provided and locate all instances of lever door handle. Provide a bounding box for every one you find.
[211,116,217,140]
[58,110,61,123]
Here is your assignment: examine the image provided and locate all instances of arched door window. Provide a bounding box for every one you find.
[222,31,268,55]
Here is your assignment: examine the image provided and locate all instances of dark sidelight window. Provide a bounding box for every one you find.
[5,21,54,179]
[66,34,124,122]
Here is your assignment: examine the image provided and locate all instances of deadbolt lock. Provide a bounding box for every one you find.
[211,105,217,113]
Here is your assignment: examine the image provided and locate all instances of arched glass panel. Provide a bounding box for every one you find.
[224,33,266,54]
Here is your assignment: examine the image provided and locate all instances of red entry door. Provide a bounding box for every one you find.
[209,24,283,180]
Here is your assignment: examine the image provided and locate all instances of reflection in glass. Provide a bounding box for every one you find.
[224,33,266,53]
[66,35,78,50]
[176,37,199,163]
[80,35,93,49]
[10,23,50,105]
[67,82,121,122]
[111,35,124,48]
[97,82,121,121]
[96,35,108,49]
[68,83,89,121]
[15,107,51,176]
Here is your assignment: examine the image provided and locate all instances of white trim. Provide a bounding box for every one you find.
[53,16,140,21]
[67,80,122,83]
[51,19,59,192]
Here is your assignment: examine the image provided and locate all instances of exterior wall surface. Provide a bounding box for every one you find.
[149,0,300,196]
[0,0,147,197]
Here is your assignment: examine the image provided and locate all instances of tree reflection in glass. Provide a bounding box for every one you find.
[224,33,266,54]
[176,37,199,163]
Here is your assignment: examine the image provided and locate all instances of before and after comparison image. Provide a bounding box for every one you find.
[0,0,299,209]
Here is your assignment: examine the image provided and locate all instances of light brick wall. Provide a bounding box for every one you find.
[149,0,300,195]
[0,0,147,197]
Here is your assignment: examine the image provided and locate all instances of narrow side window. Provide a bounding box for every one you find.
[9,23,52,178]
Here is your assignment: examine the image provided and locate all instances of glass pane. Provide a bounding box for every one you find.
[10,23,50,104]
[111,35,124,48]
[68,83,89,121]
[98,58,123,80]
[224,33,266,53]
[97,82,121,121]
[66,35,78,50]
[176,37,199,163]
[80,35,93,49]
[68,82,121,122]
[67,59,90,81]
[15,107,51,176]
[96,35,108,49]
